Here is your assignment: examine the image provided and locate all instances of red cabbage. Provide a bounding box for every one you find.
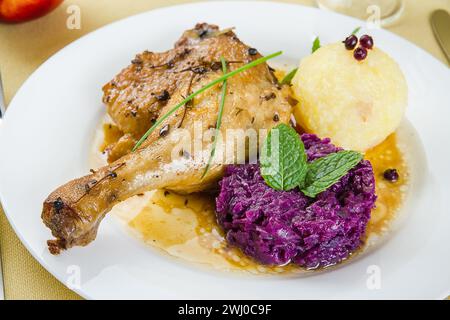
[215,133,376,269]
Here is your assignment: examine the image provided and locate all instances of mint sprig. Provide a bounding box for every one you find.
[260,124,307,191]
[260,127,363,197]
[301,151,363,197]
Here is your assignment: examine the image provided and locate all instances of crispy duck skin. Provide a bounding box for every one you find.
[42,23,292,254]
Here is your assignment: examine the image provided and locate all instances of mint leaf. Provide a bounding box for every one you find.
[260,124,307,191]
[301,151,363,197]
[351,26,361,35]
[280,67,298,85]
[312,37,321,53]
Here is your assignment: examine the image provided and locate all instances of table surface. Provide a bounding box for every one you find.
[0,79,4,300]
[0,0,449,300]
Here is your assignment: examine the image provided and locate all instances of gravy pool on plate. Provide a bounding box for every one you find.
[90,111,409,275]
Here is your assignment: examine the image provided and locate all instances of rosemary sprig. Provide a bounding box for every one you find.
[132,51,283,151]
[202,57,227,178]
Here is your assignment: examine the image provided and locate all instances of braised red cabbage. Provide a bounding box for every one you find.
[215,134,376,269]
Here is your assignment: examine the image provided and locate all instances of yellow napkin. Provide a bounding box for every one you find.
[0,0,448,300]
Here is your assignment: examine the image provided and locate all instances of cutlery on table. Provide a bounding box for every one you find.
[0,73,5,120]
[430,9,450,65]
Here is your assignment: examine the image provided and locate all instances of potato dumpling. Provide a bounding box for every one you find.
[292,42,407,152]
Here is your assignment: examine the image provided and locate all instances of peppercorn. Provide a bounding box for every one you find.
[248,48,258,56]
[53,197,64,212]
[383,169,399,182]
[343,35,358,50]
[273,113,280,122]
[359,35,374,50]
[354,47,368,61]
[156,90,170,101]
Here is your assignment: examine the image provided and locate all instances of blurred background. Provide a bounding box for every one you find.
[0,0,449,300]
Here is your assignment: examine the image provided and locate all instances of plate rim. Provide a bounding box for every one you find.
[0,0,449,300]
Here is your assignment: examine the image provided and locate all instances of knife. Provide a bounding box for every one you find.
[0,73,5,120]
[0,74,6,123]
[430,9,450,65]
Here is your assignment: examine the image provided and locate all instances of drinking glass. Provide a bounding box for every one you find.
[316,0,405,26]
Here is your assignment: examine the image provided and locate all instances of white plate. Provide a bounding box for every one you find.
[0,1,449,299]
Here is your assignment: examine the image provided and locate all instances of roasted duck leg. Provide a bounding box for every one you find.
[42,23,292,254]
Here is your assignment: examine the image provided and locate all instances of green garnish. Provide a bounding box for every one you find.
[312,37,321,53]
[260,124,307,191]
[260,127,363,197]
[280,35,325,85]
[302,151,363,197]
[202,56,227,178]
[280,67,298,85]
[132,51,283,151]
[351,26,362,35]
[279,35,323,86]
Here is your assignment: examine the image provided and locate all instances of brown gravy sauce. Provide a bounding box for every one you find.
[93,124,409,274]
[100,123,123,153]
[92,69,409,274]
[364,134,409,236]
